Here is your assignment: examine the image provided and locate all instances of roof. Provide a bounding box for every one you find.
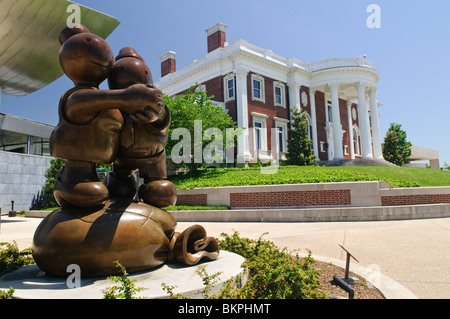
[0,112,54,138]
[0,0,120,96]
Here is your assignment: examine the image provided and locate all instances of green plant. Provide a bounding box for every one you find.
[168,165,436,190]
[164,85,240,172]
[382,122,412,166]
[286,107,317,166]
[0,241,34,277]
[102,261,146,299]
[0,287,15,299]
[217,232,325,299]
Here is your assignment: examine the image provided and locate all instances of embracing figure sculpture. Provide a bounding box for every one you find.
[32,25,219,278]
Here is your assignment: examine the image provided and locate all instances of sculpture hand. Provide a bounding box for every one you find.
[124,84,164,122]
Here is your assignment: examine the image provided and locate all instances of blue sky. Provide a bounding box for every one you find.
[2,0,450,165]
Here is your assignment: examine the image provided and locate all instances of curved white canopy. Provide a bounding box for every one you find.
[0,0,120,96]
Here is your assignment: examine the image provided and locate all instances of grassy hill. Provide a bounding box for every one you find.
[169,166,450,190]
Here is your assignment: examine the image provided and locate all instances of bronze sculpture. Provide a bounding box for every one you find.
[32,25,219,277]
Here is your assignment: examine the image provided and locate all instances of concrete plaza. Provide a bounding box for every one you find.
[1,214,449,299]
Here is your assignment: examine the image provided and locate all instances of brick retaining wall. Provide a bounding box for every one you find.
[381,194,450,206]
[175,182,450,209]
[229,190,351,207]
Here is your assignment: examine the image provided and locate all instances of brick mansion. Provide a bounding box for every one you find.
[156,23,383,165]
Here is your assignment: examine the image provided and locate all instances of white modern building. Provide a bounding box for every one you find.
[156,23,385,166]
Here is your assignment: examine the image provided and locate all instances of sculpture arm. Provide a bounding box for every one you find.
[64,84,164,124]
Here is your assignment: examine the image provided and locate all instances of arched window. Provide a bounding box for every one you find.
[352,125,360,156]
[302,112,312,140]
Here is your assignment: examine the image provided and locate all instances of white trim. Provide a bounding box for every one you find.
[223,73,235,102]
[251,73,265,103]
[251,113,268,154]
[352,125,361,156]
[160,51,177,63]
[302,112,312,140]
[320,141,326,153]
[274,118,288,154]
[273,81,286,107]
[273,117,289,123]
[251,112,269,119]
[206,22,227,37]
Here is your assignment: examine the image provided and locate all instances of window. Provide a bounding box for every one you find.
[253,80,261,99]
[327,102,333,123]
[255,122,263,150]
[344,145,349,156]
[0,130,28,153]
[277,126,284,152]
[273,81,285,107]
[303,112,312,140]
[224,74,235,101]
[0,130,50,156]
[251,112,269,153]
[353,126,360,155]
[251,74,265,102]
[274,117,288,156]
[320,141,326,153]
[227,79,234,98]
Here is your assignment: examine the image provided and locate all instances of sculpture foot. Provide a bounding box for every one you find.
[138,180,177,208]
[169,225,220,266]
[54,175,109,208]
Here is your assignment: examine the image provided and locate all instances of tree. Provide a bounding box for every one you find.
[286,108,316,166]
[382,122,412,166]
[164,85,240,172]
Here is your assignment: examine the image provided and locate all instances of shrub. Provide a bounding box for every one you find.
[0,241,34,277]
[102,261,146,299]
[217,232,325,299]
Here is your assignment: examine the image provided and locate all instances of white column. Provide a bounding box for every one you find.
[0,86,2,112]
[356,82,373,159]
[235,67,251,163]
[328,82,344,160]
[309,88,319,157]
[288,81,301,112]
[347,100,355,159]
[369,88,383,159]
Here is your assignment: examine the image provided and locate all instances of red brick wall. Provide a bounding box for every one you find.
[207,31,226,53]
[315,91,328,161]
[161,58,176,77]
[246,72,289,153]
[230,190,351,207]
[203,77,224,102]
[176,194,208,206]
[381,195,450,206]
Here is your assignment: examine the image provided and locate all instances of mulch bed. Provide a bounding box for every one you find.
[314,260,384,299]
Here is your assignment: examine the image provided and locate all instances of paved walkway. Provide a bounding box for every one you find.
[1,214,449,299]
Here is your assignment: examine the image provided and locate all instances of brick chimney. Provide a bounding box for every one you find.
[160,51,177,77]
[206,23,227,53]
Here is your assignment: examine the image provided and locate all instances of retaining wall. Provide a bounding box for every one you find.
[0,151,52,213]
[176,181,450,209]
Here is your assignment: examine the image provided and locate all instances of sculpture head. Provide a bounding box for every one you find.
[59,25,114,86]
[108,47,153,89]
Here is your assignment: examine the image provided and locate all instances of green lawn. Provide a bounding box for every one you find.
[168,165,450,189]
